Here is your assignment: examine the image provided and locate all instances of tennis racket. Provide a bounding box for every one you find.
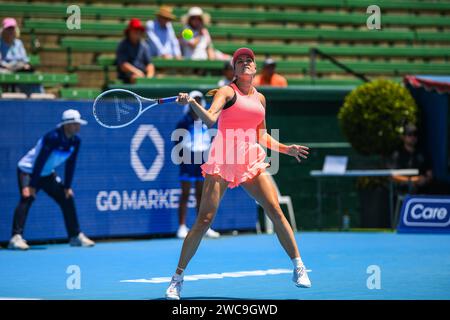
[92,89,178,129]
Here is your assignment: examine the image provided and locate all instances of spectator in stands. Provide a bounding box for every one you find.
[180,7,215,60]
[0,17,43,95]
[386,123,433,194]
[174,91,220,239]
[8,109,95,250]
[253,58,288,87]
[146,6,182,59]
[217,61,234,86]
[116,18,154,84]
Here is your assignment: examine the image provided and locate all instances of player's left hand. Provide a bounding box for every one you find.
[64,188,74,199]
[287,145,309,163]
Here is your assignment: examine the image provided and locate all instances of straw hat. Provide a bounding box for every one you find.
[155,5,177,21]
[181,7,211,26]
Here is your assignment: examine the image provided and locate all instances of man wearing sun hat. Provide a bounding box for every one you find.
[116,18,154,83]
[146,6,182,59]
[9,109,95,250]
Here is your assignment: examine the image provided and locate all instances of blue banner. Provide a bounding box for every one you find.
[397,195,450,234]
[0,99,257,242]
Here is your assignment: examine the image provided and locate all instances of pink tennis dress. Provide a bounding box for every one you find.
[201,83,270,188]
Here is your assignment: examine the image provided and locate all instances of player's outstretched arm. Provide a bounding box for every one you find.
[176,86,233,128]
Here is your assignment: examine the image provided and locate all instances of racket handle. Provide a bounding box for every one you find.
[158,96,178,104]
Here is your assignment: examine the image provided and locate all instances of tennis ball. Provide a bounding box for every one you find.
[182,28,194,41]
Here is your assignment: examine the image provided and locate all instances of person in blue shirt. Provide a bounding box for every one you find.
[146,6,182,59]
[9,109,95,250]
[116,18,155,84]
[174,91,220,239]
[0,17,43,95]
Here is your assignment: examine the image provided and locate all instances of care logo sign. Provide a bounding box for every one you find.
[398,196,450,233]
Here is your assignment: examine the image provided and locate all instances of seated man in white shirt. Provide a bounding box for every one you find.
[146,6,182,59]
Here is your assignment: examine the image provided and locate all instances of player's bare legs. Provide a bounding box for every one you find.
[176,174,228,272]
[177,181,191,238]
[241,173,299,259]
[241,173,311,288]
[166,174,228,299]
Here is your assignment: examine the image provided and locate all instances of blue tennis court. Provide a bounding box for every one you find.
[1,232,449,300]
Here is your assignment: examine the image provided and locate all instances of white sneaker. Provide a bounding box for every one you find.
[69,232,95,247]
[293,265,311,288]
[165,276,183,300]
[205,228,220,238]
[176,225,189,239]
[8,234,29,250]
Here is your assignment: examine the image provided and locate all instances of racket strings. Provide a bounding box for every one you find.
[94,91,142,128]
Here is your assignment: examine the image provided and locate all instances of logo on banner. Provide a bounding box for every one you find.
[403,198,450,227]
[131,125,164,181]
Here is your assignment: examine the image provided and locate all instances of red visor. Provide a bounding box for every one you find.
[232,47,255,66]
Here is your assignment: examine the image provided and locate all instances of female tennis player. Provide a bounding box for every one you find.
[166,47,311,300]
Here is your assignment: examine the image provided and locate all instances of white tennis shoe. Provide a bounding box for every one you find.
[8,234,29,250]
[293,265,311,288]
[176,225,189,239]
[166,276,184,300]
[69,232,95,247]
[205,228,220,238]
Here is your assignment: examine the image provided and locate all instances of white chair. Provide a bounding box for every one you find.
[255,172,297,234]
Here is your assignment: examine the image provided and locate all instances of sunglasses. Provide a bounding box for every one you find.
[405,131,418,137]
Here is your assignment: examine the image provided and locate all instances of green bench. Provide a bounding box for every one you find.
[0,73,77,85]
[59,88,101,99]
[29,55,40,66]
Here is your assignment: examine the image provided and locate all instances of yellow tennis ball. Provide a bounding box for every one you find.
[182,28,194,41]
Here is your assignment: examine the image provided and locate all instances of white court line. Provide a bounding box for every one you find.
[120,268,312,284]
[0,297,41,300]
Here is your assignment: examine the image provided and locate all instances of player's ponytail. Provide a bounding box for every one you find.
[207,78,237,97]
[206,88,219,96]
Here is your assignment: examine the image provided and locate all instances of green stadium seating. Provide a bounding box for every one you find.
[3,0,448,92]
[95,56,450,75]
[0,73,77,85]
[135,76,371,86]
[24,20,450,45]
[62,39,450,60]
[90,0,450,12]
[8,4,450,28]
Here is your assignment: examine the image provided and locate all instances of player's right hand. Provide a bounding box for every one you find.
[22,186,36,198]
[176,92,192,105]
